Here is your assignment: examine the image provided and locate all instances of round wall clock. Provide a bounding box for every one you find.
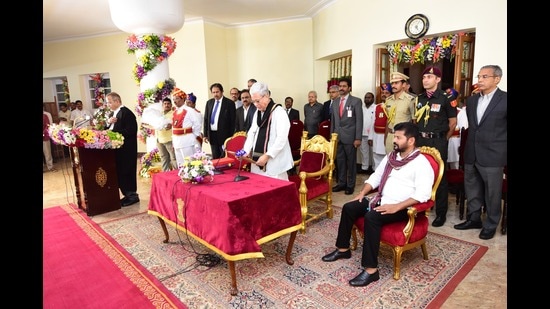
[405,14,429,39]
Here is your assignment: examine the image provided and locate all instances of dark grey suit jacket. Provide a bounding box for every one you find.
[235,104,257,132]
[330,95,363,144]
[464,88,507,167]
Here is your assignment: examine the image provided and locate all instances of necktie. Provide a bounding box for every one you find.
[339,97,345,117]
[211,100,219,125]
[329,100,333,116]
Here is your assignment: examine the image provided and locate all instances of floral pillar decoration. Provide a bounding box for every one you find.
[62,78,70,104]
[108,0,185,152]
[90,73,110,130]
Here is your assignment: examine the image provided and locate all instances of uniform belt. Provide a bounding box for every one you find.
[420,131,446,139]
[451,129,460,137]
[374,126,386,134]
[173,127,193,135]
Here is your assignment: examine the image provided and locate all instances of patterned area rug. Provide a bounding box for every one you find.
[99,204,487,308]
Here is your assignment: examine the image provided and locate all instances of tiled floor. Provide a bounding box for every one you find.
[43,157,507,308]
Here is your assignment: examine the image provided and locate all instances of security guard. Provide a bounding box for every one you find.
[384,72,416,154]
[415,66,457,228]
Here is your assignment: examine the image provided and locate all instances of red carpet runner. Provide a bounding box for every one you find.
[43,204,185,309]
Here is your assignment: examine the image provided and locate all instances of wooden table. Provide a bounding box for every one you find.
[147,169,302,295]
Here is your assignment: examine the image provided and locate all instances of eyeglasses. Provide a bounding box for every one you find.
[476,75,496,79]
[252,95,266,104]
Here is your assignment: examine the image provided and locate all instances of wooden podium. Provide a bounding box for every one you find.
[70,147,121,216]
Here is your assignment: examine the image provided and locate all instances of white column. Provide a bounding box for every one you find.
[108,0,185,152]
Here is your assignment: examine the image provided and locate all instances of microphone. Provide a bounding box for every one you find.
[74,115,91,128]
[233,149,249,182]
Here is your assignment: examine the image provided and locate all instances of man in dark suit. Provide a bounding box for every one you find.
[203,83,236,159]
[323,84,340,121]
[330,77,363,195]
[235,89,256,132]
[106,92,139,207]
[454,65,507,240]
[283,96,300,121]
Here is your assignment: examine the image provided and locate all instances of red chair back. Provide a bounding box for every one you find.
[288,120,304,160]
[317,120,331,141]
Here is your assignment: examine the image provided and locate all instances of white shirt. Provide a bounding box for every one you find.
[70,108,93,129]
[476,88,496,124]
[365,150,434,205]
[362,103,375,136]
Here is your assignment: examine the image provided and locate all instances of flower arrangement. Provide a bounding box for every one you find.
[90,73,106,107]
[387,33,461,65]
[139,148,162,178]
[135,78,176,116]
[127,34,177,84]
[92,104,111,130]
[48,123,124,149]
[178,149,215,184]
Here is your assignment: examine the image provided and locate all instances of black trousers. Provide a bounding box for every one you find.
[335,198,408,268]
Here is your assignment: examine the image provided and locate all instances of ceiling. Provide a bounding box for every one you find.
[43,0,335,43]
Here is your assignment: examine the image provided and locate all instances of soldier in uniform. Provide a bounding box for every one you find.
[414,66,457,227]
[384,72,416,154]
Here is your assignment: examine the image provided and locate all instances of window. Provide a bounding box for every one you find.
[54,78,70,106]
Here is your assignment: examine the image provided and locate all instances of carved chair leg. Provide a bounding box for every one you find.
[392,247,404,280]
[350,226,358,250]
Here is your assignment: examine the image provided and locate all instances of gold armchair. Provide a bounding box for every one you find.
[351,146,444,280]
[288,131,338,233]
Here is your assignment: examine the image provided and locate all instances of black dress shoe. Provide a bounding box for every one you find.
[345,188,354,195]
[454,220,482,230]
[349,270,380,287]
[332,185,345,192]
[121,197,140,207]
[321,249,351,262]
[432,215,446,227]
[365,168,374,175]
[479,228,496,240]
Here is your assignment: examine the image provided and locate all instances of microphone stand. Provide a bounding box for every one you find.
[212,158,225,175]
[234,157,249,182]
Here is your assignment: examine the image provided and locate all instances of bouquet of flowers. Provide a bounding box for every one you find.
[48,123,124,149]
[92,104,112,130]
[178,149,215,184]
[139,148,161,178]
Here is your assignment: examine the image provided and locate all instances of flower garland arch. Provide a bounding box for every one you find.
[387,33,462,65]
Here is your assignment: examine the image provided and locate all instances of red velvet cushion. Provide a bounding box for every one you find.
[354,214,429,246]
[446,169,464,184]
[299,151,326,175]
